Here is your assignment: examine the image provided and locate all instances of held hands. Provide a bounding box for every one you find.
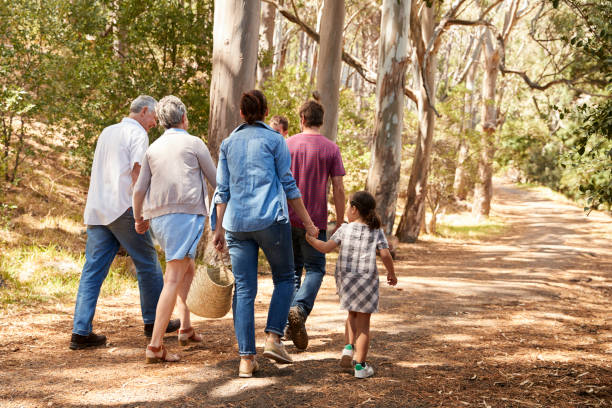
[387,272,398,286]
[305,222,319,238]
[134,218,149,234]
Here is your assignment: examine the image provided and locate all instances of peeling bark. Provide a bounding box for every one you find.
[366,0,412,235]
[396,2,436,243]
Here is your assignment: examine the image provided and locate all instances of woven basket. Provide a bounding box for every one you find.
[187,263,234,318]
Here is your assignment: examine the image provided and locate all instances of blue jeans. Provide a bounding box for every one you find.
[226,222,295,355]
[291,227,327,319]
[72,208,163,336]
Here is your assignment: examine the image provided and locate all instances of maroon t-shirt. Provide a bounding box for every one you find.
[287,133,345,230]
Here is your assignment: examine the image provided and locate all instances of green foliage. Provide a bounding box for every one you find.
[262,65,374,195]
[263,64,313,136]
[563,100,612,210]
[0,0,214,178]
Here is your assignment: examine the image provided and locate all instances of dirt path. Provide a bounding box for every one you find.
[1,182,611,408]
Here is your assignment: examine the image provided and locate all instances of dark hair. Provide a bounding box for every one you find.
[240,90,268,124]
[350,191,381,230]
[269,115,289,132]
[299,100,324,128]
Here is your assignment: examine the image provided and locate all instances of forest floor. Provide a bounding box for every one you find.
[0,180,611,407]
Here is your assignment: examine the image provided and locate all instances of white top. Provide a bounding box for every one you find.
[83,117,149,225]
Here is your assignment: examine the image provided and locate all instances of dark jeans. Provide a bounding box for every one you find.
[291,227,327,319]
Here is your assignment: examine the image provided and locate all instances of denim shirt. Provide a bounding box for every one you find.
[214,121,301,232]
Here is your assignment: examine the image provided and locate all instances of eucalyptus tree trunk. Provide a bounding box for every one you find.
[272,1,285,74]
[453,42,482,200]
[257,2,276,86]
[396,3,436,243]
[309,4,324,85]
[365,0,412,235]
[472,28,499,217]
[208,0,260,162]
[316,0,345,142]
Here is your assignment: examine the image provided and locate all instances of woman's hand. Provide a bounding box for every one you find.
[387,272,398,286]
[213,229,226,252]
[135,218,149,234]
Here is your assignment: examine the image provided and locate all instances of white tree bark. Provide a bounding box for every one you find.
[396,2,436,243]
[208,0,260,162]
[365,0,412,235]
[472,28,499,217]
[258,2,276,86]
[316,0,345,141]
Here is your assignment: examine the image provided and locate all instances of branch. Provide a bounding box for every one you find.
[263,0,418,103]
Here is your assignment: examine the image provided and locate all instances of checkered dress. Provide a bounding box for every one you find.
[330,222,389,313]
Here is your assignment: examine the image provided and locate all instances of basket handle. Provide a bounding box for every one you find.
[214,250,232,280]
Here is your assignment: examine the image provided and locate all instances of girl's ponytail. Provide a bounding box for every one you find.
[350,190,381,230]
[365,209,381,230]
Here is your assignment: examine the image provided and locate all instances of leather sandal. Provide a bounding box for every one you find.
[145,344,180,364]
[178,327,203,346]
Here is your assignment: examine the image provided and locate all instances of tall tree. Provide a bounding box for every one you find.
[396,1,437,243]
[473,0,520,216]
[316,0,345,141]
[208,0,260,162]
[366,0,412,235]
[453,35,483,200]
[257,2,276,86]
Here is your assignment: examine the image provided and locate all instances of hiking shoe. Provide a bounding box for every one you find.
[69,332,107,350]
[354,363,374,379]
[144,319,180,338]
[263,340,293,364]
[238,358,260,378]
[288,307,308,350]
[340,344,354,368]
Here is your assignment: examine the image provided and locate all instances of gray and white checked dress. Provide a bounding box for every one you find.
[330,222,389,313]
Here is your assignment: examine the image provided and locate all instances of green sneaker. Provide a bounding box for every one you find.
[340,344,354,368]
[354,363,374,379]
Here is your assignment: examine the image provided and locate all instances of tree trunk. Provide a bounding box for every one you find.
[309,4,324,85]
[316,0,345,142]
[365,0,411,235]
[453,42,481,200]
[472,28,499,217]
[257,2,276,86]
[208,0,260,163]
[272,1,285,74]
[396,3,436,243]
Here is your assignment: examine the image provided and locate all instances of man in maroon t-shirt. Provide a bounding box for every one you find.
[286,100,346,350]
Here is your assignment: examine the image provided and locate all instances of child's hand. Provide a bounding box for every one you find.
[387,272,397,286]
[305,233,315,244]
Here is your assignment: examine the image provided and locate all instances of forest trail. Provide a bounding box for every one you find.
[1,180,610,408]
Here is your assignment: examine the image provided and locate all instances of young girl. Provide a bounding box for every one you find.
[306,191,397,378]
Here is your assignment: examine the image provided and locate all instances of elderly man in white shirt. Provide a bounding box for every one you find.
[70,95,179,350]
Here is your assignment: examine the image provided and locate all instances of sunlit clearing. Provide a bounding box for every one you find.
[209,377,279,399]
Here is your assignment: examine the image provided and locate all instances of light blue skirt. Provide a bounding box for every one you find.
[151,213,205,261]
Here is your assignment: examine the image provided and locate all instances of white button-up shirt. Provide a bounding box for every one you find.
[83,117,149,225]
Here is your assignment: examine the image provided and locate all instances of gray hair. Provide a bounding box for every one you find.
[156,95,187,129]
[129,95,157,114]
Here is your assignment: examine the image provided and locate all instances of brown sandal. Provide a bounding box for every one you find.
[178,327,203,346]
[145,344,180,364]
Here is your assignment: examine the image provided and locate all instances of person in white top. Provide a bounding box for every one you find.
[70,95,179,350]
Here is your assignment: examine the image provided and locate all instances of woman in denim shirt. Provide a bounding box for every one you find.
[213,90,318,378]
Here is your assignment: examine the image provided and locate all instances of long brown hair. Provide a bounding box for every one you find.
[350,191,381,230]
